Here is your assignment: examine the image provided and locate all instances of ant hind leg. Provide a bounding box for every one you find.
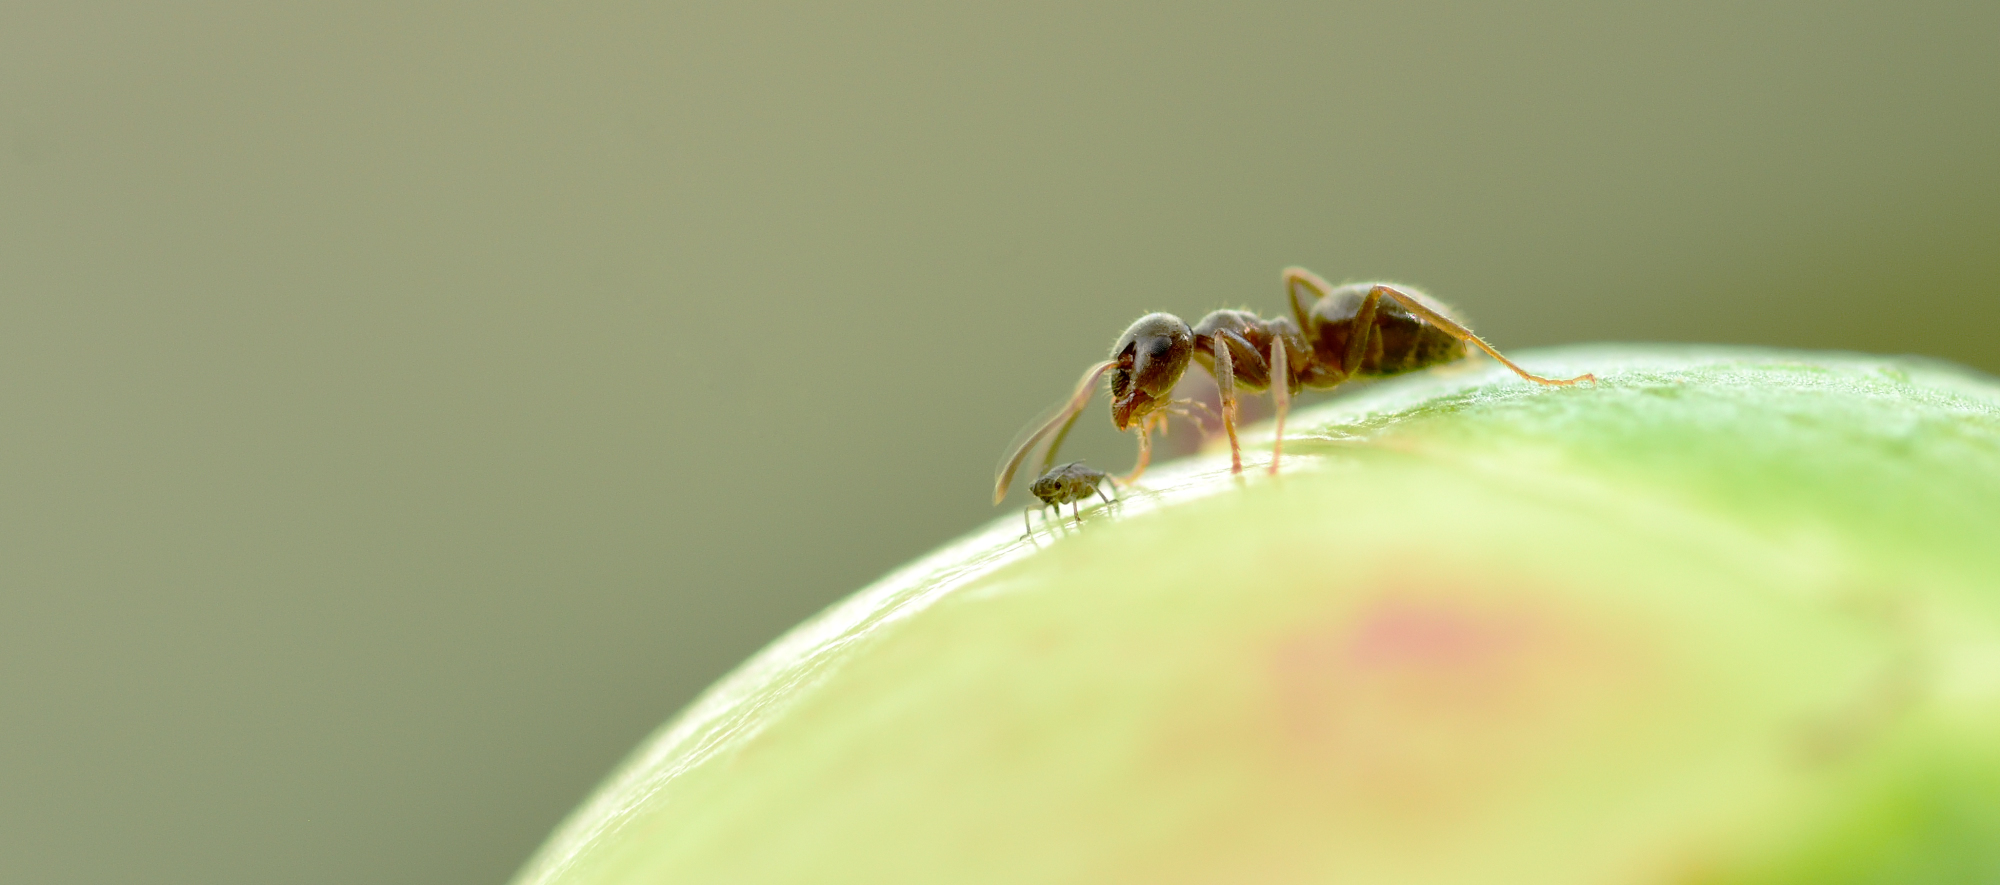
[1282,266,1335,331]
[1370,284,1595,386]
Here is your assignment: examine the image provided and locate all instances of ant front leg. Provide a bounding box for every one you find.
[1211,335,1243,474]
[1366,284,1596,386]
[1202,327,1271,474]
[1121,411,1167,484]
[1123,419,1152,484]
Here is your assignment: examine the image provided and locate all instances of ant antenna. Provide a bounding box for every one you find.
[994,360,1114,504]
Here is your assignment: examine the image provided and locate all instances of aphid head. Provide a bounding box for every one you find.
[1029,462,1084,505]
[1028,471,1064,505]
[1109,313,1193,431]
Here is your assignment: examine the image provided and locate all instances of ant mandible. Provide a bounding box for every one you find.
[994,266,1594,503]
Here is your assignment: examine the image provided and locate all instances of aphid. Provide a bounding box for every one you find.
[1023,461,1118,536]
[994,266,1594,502]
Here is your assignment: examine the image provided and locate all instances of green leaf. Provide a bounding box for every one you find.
[515,346,2000,885]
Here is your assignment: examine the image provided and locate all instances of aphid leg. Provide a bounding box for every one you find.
[1269,339,1291,476]
[1072,500,1083,525]
[1212,335,1242,473]
[994,360,1116,504]
[1095,479,1118,509]
[1023,506,1037,539]
[1369,284,1597,386]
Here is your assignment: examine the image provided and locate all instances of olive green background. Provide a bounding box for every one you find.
[1,3,1994,884]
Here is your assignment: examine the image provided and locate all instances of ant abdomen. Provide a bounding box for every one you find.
[1307,283,1467,379]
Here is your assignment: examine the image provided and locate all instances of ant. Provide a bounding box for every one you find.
[995,266,1594,503]
[1023,461,1118,537]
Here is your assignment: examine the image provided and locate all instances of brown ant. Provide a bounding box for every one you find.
[1023,461,1118,536]
[995,266,1594,502]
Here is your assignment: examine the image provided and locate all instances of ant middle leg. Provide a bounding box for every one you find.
[1269,339,1291,475]
[1203,328,1273,474]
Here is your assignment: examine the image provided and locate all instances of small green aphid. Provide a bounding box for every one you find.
[1024,462,1118,538]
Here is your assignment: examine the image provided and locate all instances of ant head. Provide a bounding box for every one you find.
[1109,313,1192,431]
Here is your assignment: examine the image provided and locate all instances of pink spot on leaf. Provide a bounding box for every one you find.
[1342,598,1530,671]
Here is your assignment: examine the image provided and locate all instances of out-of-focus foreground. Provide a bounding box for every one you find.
[1,4,1996,884]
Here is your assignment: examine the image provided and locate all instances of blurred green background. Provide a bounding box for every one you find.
[1,3,1995,883]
